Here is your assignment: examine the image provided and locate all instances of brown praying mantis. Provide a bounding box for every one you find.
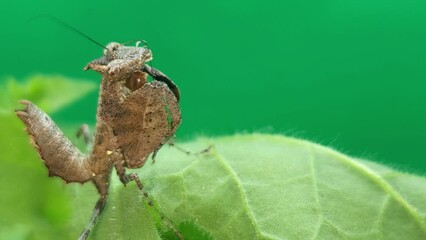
[16,40,184,239]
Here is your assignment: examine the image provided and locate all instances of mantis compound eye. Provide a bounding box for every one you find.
[104,42,121,59]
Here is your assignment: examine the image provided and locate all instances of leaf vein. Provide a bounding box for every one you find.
[309,145,324,240]
[317,144,426,236]
[211,149,267,239]
[376,195,390,240]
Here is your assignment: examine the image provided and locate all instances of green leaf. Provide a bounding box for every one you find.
[83,134,426,240]
[0,75,96,240]
[0,75,97,115]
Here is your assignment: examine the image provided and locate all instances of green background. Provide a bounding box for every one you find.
[1,0,425,173]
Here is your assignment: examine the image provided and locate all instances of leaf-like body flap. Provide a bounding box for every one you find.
[112,81,181,168]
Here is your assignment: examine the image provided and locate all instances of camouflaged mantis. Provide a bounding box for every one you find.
[16,41,182,239]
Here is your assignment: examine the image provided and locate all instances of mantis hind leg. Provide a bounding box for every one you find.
[114,161,184,240]
[78,197,107,240]
[76,124,93,151]
[78,169,112,240]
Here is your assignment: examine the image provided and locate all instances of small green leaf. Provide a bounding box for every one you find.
[0,75,97,114]
[0,75,96,240]
[85,134,426,240]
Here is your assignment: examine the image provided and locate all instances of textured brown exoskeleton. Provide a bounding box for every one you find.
[16,41,181,239]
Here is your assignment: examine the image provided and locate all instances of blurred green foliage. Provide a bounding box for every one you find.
[0,76,97,239]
